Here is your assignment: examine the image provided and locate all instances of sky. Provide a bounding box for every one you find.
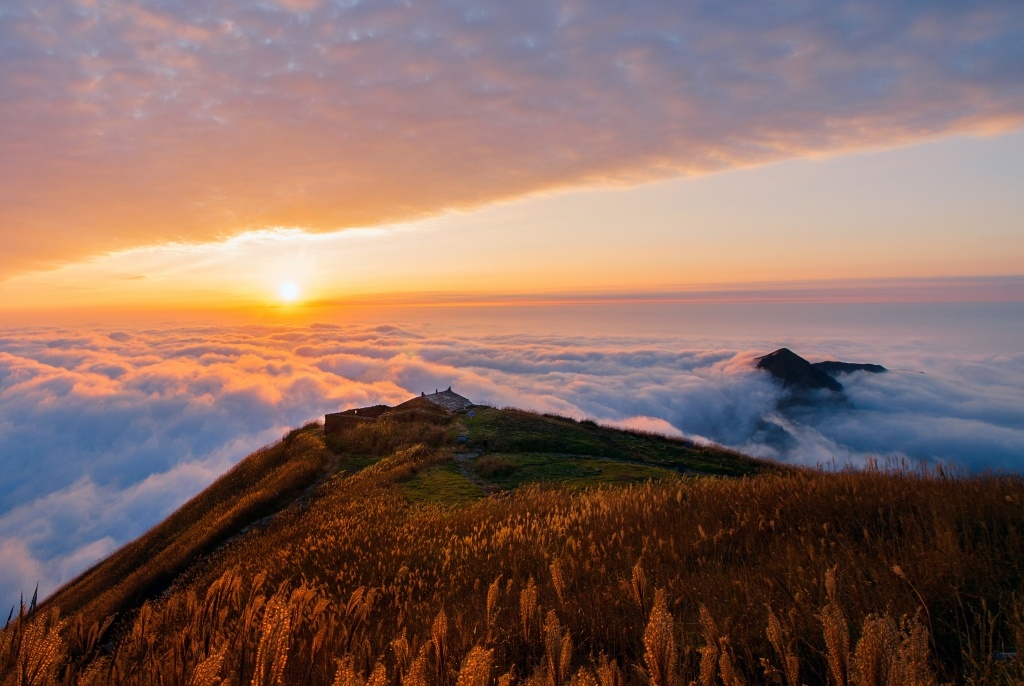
[1,0,1024,611]
[1,0,1023,307]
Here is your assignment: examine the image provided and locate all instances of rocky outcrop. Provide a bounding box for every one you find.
[325,388,473,436]
[420,387,474,412]
[756,348,844,392]
[755,348,886,403]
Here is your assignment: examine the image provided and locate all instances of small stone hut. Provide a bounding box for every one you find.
[324,388,473,436]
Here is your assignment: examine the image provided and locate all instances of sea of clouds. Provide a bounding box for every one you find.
[1,315,1023,610]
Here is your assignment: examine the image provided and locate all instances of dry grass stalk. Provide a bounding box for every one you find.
[595,656,622,686]
[403,645,431,686]
[643,590,677,686]
[432,609,450,686]
[889,617,935,686]
[456,646,495,686]
[765,609,799,686]
[717,636,745,686]
[188,644,227,686]
[368,662,388,686]
[487,577,502,643]
[631,561,648,612]
[251,593,291,686]
[551,562,566,609]
[570,668,598,686]
[852,614,895,686]
[333,656,354,686]
[392,631,413,678]
[2,609,67,686]
[822,566,850,686]
[698,606,720,686]
[521,579,539,644]
[542,611,572,686]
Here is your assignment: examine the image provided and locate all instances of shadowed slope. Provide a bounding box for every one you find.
[37,424,332,629]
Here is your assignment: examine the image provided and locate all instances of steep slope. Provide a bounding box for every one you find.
[37,425,332,629]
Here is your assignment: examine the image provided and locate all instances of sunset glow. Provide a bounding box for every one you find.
[2,0,1024,629]
[0,130,1022,316]
[278,281,301,304]
[0,1,1022,303]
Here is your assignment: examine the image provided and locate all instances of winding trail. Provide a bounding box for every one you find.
[453,450,495,494]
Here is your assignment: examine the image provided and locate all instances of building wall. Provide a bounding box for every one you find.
[324,413,373,436]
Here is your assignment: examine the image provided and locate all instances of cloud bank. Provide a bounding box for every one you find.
[2,0,1023,273]
[1,318,1023,611]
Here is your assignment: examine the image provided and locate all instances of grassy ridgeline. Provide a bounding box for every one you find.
[33,424,332,630]
[2,409,1022,685]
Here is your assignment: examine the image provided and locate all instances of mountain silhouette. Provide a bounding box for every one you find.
[755,348,845,392]
[755,348,886,404]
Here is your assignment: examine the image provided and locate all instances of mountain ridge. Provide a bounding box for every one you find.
[37,397,766,633]
[7,391,1023,686]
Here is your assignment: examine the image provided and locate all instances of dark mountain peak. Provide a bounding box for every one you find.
[755,348,844,393]
[812,361,887,375]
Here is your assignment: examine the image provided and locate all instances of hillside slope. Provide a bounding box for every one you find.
[36,426,333,629]
[3,404,1024,685]
[36,404,765,634]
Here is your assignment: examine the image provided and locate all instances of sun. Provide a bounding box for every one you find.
[278,280,301,303]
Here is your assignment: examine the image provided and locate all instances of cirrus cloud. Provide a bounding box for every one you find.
[1,0,1023,274]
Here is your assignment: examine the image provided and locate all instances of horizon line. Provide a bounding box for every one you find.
[1,275,1022,319]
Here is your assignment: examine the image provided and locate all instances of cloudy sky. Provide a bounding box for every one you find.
[1,0,1023,612]
[1,0,1023,305]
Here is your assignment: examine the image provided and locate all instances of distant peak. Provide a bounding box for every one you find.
[756,348,844,393]
[754,348,888,405]
[756,348,801,364]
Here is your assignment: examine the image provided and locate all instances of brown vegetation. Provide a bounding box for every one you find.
[35,424,332,630]
[3,410,1023,685]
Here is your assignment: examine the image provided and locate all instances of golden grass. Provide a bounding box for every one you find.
[35,424,332,630]
[3,413,1023,685]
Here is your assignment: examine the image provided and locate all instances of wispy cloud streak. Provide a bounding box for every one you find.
[1,0,1022,272]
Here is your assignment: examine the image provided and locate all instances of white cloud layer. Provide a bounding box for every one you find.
[1,317,1023,611]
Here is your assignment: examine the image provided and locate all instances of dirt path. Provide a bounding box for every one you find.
[452,451,490,494]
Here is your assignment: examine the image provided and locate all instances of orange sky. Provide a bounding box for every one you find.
[1,1,1023,313]
[1,130,1022,315]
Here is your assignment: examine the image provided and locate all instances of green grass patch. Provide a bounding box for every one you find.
[336,454,383,473]
[470,452,680,490]
[400,460,482,505]
[462,407,765,477]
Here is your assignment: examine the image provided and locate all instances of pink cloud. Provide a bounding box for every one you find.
[599,416,685,438]
[1,1,1023,273]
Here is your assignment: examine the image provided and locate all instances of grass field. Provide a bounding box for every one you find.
[401,462,482,505]
[461,407,763,478]
[3,405,1022,686]
[468,452,680,490]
